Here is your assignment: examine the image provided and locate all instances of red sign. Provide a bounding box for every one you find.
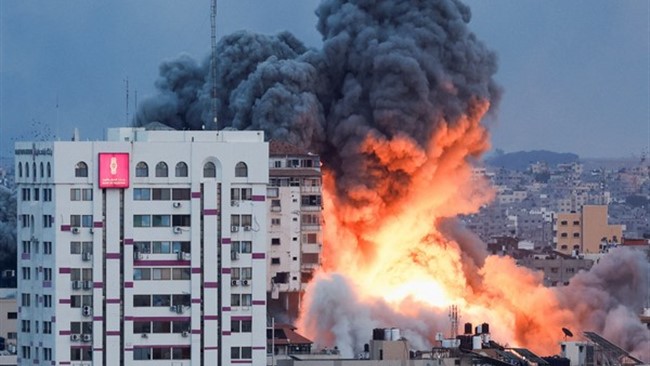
[98,153,129,188]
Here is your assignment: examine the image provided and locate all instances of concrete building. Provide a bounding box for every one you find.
[0,290,17,354]
[517,253,594,287]
[554,205,623,255]
[15,128,269,365]
[266,141,322,320]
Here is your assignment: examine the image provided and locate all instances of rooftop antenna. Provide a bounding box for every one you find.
[449,305,459,339]
[125,78,130,125]
[210,0,218,129]
[55,95,59,140]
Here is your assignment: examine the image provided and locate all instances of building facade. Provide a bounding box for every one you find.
[554,205,623,255]
[15,128,268,365]
[266,141,322,320]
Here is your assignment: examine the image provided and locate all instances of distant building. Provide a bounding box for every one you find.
[554,205,623,255]
[0,290,17,354]
[517,252,593,287]
[16,128,268,365]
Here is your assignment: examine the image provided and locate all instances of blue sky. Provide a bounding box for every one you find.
[1,0,648,159]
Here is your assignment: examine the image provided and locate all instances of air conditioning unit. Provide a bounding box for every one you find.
[72,281,82,290]
[243,225,251,231]
[173,227,183,234]
[231,251,239,260]
[70,334,81,341]
[141,333,148,338]
[231,280,239,286]
[83,280,93,290]
[82,306,92,317]
[89,228,94,234]
[82,334,92,342]
[241,279,250,286]
[182,331,189,337]
[183,252,191,260]
[82,252,92,261]
[177,251,185,260]
[231,225,239,232]
[71,227,80,234]
[173,201,182,208]
[231,200,239,207]
[134,252,144,260]
[175,305,184,314]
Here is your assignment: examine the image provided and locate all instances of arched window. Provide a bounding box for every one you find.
[135,162,149,177]
[47,162,51,178]
[175,162,188,177]
[155,162,168,177]
[25,163,29,178]
[235,162,248,177]
[75,162,88,177]
[40,162,44,177]
[203,162,216,178]
[18,163,22,177]
[32,163,36,179]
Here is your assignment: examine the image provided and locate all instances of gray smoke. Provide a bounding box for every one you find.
[557,248,650,361]
[135,0,500,208]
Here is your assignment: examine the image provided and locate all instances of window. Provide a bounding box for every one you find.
[133,188,151,200]
[271,257,281,265]
[152,241,171,254]
[241,215,252,227]
[70,188,93,201]
[172,188,191,200]
[70,346,92,361]
[18,163,22,177]
[271,238,281,246]
[271,218,281,226]
[47,162,51,177]
[44,241,52,254]
[573,220,580,226]
[33,188,39,201]
[133,215,151,227]
[134,241,151,253]
[43,188,52,201]
[43,215,54,228]
[152,294,171,307]
[172,320,190,333]
[232,241,252,253]
[133,268,151,280]
[70,215,92,227]
[136,162,149,177]
[172,215,191,227]
[155,162,168,177]
[267,187,278,198]
[235,162,248,177]
[43,268,53,281]
[172,241,191,253]
[43,294,52,307]
[22,267,31,280]
[70,295,92,308]
[231,215,240,227]
[22,319,31,332]
[152,215,171,227]
[43,347,52,361]
[175,162,188,177]
[560,232,568,238]
[152,268,171,280]
[133,321,151,333]
[25,162,29,177]
[22,345,31,359]
[152,188,171,200]
[22,188,30,201]
[133,295,152,307]
[232,188,252,201]
[152,321,171,333]
[203,162,216,178]
[301,195,321,206]
[134,348,151,360]
[172,268,191,280]
[21,293,31,307]
[304,233,318,243]
[40,162,44,177]
[8,312,17,319]
[152,347,171,360]
[75,162,88,177]
[232,319,252,333]
[33,162,36,179]
[573,233,580,238]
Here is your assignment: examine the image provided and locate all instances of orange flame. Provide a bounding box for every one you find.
[299,99,578,355]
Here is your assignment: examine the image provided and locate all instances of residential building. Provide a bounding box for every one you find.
[554,205,623,255]
[15,128,268,365]
[266,141,322,320]
[0,290,17,354]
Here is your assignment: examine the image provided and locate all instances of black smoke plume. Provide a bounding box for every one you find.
[135,0,500,208]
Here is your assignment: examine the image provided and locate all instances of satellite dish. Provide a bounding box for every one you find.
[562,327,574,338]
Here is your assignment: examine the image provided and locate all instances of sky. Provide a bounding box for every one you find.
[1,0,648,161]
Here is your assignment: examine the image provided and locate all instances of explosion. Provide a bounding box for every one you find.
[135,0,650,360]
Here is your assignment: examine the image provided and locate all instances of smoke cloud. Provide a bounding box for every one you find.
[136,0,649,361]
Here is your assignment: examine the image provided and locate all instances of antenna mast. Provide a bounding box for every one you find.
[210,0,218,129]
[449,305,459,339]
[125,78,129,125]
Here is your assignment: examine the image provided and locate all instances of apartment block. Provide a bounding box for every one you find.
[554,205,623,255]
[15,128,268,365]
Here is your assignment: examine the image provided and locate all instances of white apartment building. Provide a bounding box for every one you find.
[15,128,268,365]
[266,142,321,320]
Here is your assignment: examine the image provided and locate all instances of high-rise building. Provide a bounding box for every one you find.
[15,128,268,365]
[266,141,322,320]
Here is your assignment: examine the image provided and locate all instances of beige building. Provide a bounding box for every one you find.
[554,205,623,255]
[0,290,17,354]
